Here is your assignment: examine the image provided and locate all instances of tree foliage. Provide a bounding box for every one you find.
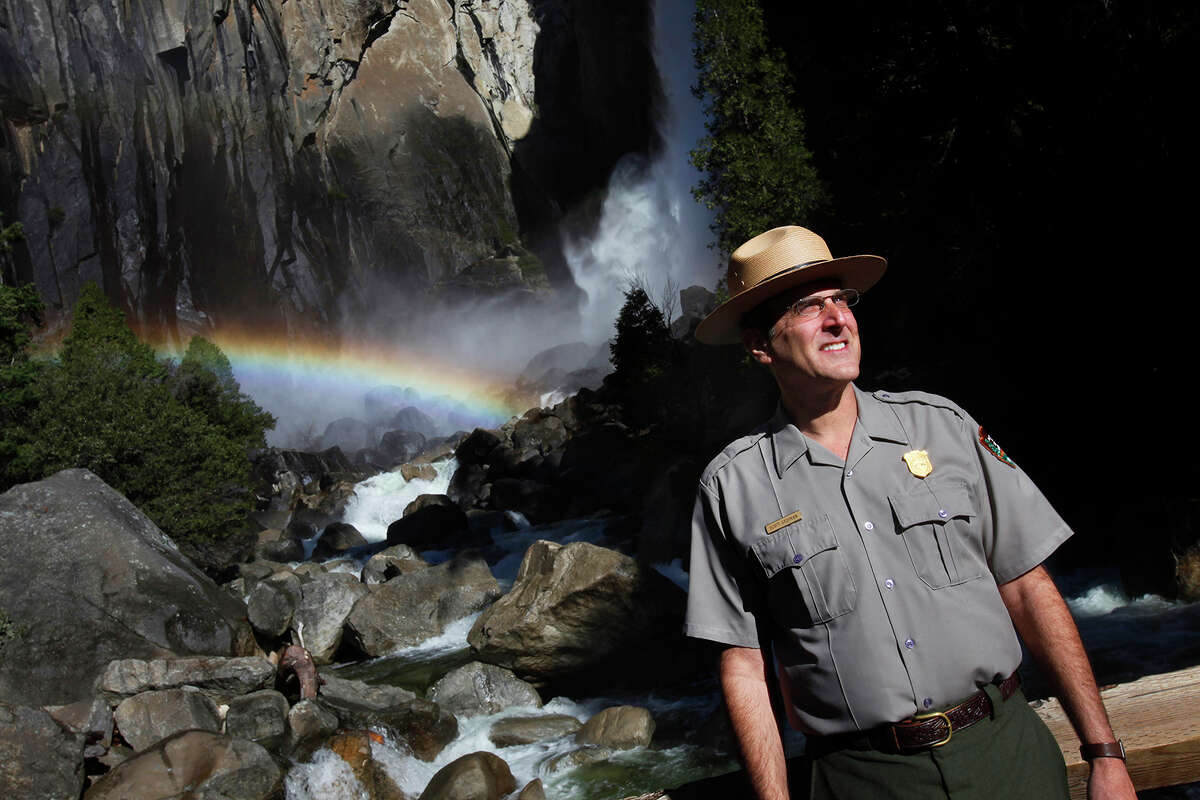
[689,0,827,257]
[0,283,274,543]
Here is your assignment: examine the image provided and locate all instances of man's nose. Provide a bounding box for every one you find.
[822,299,851,326]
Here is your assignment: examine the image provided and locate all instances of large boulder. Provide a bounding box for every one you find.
[576,705,655,749]
[84,731,283,799]
[225,690,290,752]
[467,540,689,690]
[0,470,256,707]
[428,662,542,718]
[113,687,222,753]
[0,702,85,799]
[361,544,428,584]
[312,522,368,560]
[246,572,303,639]
[344,554,501,656]
[379,429,428,466]
[418,751,516,800]
[284,699,340,758]
[325,730,407,799]
[317,675,457,761]
[97,656,276,704]
[289,573,370,664]
[386,495,477,550]
[488,714,581,747]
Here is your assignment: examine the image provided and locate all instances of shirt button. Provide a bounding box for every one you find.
[905,638,915,649]
[864,521,874,531]
[923,697,934,709]
[845,469,854,478]
[793,554,804,564]
[938,509,948,519]
[884,578,895,589]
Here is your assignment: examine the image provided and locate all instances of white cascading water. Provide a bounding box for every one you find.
[564,0,719,344]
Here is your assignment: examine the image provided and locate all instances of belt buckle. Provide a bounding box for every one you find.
[900,710,953,750]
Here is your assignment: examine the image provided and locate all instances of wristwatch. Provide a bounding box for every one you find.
[1080,740,1126,761]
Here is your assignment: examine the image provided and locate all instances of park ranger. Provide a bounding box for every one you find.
[684,226,1136,799]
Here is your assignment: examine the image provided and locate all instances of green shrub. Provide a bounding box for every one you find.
[0,283,274,543]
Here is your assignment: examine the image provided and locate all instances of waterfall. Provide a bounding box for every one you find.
[564,0,719,345]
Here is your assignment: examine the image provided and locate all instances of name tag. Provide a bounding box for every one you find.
[765,510,803,534]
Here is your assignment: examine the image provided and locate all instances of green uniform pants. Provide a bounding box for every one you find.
[809,686,1069,800]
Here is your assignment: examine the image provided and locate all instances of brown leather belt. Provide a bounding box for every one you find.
[807,672,1022,757]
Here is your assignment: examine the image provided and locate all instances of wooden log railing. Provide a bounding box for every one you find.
[622,665,1200,800]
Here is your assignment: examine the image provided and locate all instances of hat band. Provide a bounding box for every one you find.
[751,258,830,288]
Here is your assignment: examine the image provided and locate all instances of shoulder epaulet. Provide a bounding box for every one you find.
[872,389,966,422]
[699,423,771,485]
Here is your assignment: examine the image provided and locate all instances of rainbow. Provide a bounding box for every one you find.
[156,330,533,425]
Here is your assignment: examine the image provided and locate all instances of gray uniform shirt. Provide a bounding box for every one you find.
[684,386,1073,736]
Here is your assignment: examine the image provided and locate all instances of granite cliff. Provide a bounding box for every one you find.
[0,0,658,339]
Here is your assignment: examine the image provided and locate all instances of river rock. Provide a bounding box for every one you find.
[380,430,428,466]
[247,571,303,639]
[543,746,613,775]
[84,731,283,799]
[97,656,276,704]
[488,714,582,747]
[345,554,501,657]
[225,690,289,752]
[322,418,372,454]
[0,470,256,707]
[456,429,503,466]
[113,687,221,753]
[361,544,429,584]
[317,675,457,762]
[517,779,548,800]
[289,573,370,664]
[312,522,368,560]
[489,477,566,523]
[326,730,407,799]
[428,662,542,718]
[285,699,340,757]
[256,529,306,562]
[389,407,440,438]
[46,695,114,757]
[418,751,516,800]
[576,705,655,749]
[512,410,569,455]
[401,463,439,482]
[0,702,85,800]
[387,495,480,550]
[467,540,687,689]
[1177,545,1200,600]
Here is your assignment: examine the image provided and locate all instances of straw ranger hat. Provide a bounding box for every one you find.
[694,226,887,345]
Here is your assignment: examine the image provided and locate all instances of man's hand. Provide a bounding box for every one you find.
[1087,756,1137,800]
[720,646,790,800]
[998,565,1136,800]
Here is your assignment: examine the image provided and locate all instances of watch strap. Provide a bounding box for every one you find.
[1079,740,1126,761]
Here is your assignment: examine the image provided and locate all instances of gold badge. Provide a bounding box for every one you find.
[902,449,933,478]
[765,510,803,534]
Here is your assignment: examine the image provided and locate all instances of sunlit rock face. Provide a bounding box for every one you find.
[0,0,656,338]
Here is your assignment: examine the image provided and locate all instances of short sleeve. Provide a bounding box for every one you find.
[965,411,1074,584]
[684,480,764,648]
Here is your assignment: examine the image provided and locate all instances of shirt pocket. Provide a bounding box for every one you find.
[888,480,984,589]
[750,515,857,626]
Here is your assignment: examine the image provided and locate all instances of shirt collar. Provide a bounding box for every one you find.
[768,385,909,477]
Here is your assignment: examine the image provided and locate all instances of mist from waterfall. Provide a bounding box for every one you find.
[564,0,719,345]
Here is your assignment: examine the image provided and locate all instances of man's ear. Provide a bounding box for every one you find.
[742,328,772,365]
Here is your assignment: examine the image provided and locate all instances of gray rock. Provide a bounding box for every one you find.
[455,429,503,466]
[322,418,372,453]
[512,410,569,455]
[401,463,439,482]
[576,705,655,749]
[388,407,440,438]
[0,702,85,800]
[246,571,303,639]
[361,544,428,584]
[97,657,276,704]
[387,494,477,550]
[429,662,542,718]
[0,470,256,707]
[345,554,501,657]
[285,699,340,757]
[225,690,289,752]
[46,695,113,757]
[418,751,516,800]
[467,540,686,688]
[488,714,582,747]
[312,522,368,559]
[317,675,457,762]
[543,746,613,775]
[517,778,548,800]
[113,687,221,752]
[289,573,370,664]
[84,731,283,799]
[380,429,428,465]
[256,531,306,563]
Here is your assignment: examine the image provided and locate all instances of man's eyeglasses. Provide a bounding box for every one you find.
[780,288,860,321]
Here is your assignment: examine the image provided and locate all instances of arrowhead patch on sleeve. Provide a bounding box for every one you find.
[978,426,1017,468]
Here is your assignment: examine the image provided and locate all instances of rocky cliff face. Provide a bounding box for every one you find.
[0,0,657,339]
